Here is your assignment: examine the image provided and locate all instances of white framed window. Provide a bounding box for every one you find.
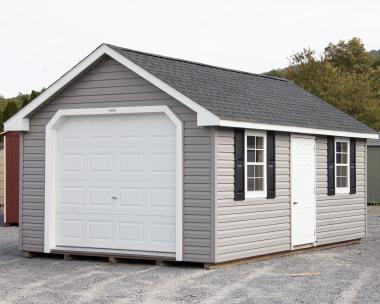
[335,137,350,194]
[245,130,266,198]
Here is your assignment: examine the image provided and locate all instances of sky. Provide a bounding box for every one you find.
[0,0,379,98]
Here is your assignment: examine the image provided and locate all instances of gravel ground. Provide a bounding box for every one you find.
[0,207,379,304]
[368,205,380,216]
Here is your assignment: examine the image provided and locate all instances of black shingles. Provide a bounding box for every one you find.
[108,44,376,134]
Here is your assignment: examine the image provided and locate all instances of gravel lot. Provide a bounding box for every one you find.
[0,207,379,304]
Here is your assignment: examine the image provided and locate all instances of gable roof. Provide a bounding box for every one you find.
[4,43,378,139]
[108,44,376,136]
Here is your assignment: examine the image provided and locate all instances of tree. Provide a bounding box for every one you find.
[324,37,374,74]
[21,89,44,107]
[0,88,44,139]
[2,101,19,123]
[19,93,30,108]
[266,38,380,131]
[0,101,20,140]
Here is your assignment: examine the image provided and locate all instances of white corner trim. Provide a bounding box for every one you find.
[218,120,378,139]
[4,44,218,132]
[44,106,183,261]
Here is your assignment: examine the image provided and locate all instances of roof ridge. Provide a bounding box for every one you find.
[106,43,288,83]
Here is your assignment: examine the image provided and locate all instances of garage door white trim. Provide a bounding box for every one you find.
[44,106,183,261]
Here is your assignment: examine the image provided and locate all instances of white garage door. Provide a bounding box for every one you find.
[55,113,177,253]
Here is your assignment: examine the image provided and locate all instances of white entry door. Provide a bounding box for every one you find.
[291,135,316,246]
[54,112,177,253]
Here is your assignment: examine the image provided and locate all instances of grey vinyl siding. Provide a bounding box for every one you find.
[315,136,366,245]
[21,56,212,262]
[214,128,291,263]
[367,146,380,204]
[214,130,366,263]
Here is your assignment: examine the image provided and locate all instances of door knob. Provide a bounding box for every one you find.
[293,202,298,205]
[112,196,118,200]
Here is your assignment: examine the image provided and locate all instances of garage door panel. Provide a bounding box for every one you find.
[118,115,147,138]
[59,154,85,173]
[149,222,176,246]
[119,187,144,207]
[88,220,113,241]
[88,186,113,207]
[119,153,145,174]
[89,153,113,172]
[59,151,176,177]
[150,153,176,173]
[119,222,144,242]
[55,113,177,254]
[57,213,175,252]
[59,117,88,140]
[149,188,176,208]
[89,116,114,139]
[56,215,85,246]
[59,186,85,206]
[58,181,175,214]
[149,139,176,148]
[57,176,176,182]
[149,114,175,135]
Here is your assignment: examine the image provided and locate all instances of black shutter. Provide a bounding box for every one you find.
[234,128,245,200]
[267,131,276,199]
[350,138,356,194]
[327,136,335,196]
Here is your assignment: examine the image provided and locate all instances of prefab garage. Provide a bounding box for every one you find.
[5,44,378,265]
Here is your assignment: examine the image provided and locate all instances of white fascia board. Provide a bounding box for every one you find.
[218,119,379,139]
[4,44,219,132]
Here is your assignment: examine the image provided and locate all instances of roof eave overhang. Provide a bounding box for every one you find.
[214,119,379,139]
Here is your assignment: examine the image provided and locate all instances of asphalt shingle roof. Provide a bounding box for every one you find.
[108,44,376,135]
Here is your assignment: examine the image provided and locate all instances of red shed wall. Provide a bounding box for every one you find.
[4,132,19,225]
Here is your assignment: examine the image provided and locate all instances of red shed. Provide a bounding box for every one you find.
[4,131,19,225]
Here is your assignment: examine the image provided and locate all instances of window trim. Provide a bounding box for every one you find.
[245,130,267,199]
[335,137,350,194]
